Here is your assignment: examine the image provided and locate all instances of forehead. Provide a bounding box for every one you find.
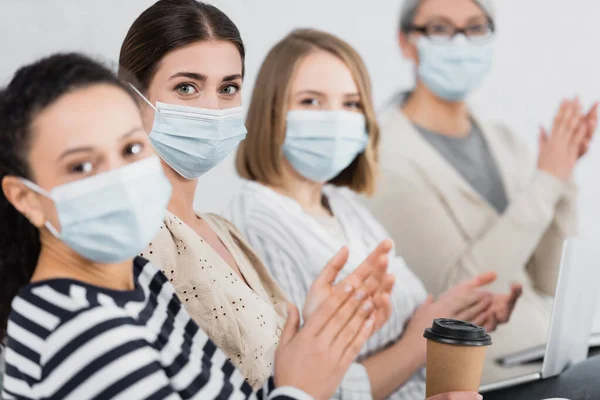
[414,0,487,23]
[29,84,141,158]
[292,50,358,93]
[153,40,243,81]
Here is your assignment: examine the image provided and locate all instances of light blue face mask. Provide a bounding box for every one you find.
[131,85,247,179]
[21,157,172,263]
[416,35,494,102]
[283,110,369,183]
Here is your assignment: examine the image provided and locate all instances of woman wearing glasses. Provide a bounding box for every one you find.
[367,0,597,358]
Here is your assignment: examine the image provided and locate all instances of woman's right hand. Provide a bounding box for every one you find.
[537,98,588,181]
[274,246,389,400]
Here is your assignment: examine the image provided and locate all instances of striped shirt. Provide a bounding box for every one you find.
[227,181,428,400]
[1,257,312,400]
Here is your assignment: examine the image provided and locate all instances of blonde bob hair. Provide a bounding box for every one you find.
[235,28,380,195]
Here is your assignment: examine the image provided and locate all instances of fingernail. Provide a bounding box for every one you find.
[344,284,353,293]
[356,290,365,300]
[363,301,373,311]
[477,395,483,400]
[365,317,374,328]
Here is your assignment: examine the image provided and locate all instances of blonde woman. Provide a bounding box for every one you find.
[228,28,521,400]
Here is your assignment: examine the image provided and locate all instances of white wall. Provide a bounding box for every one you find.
[2,0,600,324]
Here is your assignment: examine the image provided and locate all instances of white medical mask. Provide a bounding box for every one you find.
[21,157,171,263]
[283,110,369,183]
[416,35,494,101]
[131,85,247,179]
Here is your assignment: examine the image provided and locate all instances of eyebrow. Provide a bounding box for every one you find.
[169,72,206,82]
[169,72,242,83]
[222,74,242,82]
[295,90,360,97]
[57,127,143,160]
[295,90,324,97]
[425,15,487,25]
[466,15,489,24]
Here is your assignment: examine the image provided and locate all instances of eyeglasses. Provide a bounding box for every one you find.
[408,20,495,43]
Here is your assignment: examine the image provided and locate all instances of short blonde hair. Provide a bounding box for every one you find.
[236,28,380,195]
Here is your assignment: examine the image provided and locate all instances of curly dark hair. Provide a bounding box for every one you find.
[0,53,138,344]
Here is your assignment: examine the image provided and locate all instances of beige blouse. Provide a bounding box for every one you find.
[141,211,287,389]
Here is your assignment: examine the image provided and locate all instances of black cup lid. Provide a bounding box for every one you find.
[423,318,492,346]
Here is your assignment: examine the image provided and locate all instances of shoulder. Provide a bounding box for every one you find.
[141,212,181,262]
[226,181,283,233]
[227,181,270,213]
[5,282,138,371]
[8,280,101,341]
[201,213,238,235]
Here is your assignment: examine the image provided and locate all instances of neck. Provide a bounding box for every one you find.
[402,81,472,137]
[269,162,329,216]
[163,162,199,222]
[32,230,135,291]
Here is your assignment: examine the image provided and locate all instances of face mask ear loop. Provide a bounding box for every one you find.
[44,221,61,237]
[19,178,61,237]
[128,83,158,112]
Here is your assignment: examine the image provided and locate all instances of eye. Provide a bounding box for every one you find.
[344,101,362,110]
[300,98,320,107]
[123,142,144,157]
[429,23,453,35]
[466,23,490,36]
[220,84,239,96]
[70,161,93,174]
[175,83,198,96]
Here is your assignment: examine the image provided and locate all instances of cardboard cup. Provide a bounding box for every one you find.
[425,339,488,396]
[424,319,492,397]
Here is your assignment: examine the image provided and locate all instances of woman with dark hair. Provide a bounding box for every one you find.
[117,0,394,391]
[0,52,390,400]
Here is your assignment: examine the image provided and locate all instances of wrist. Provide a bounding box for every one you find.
[396,331,427,367]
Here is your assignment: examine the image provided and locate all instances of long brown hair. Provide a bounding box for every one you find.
[118,0,245,92]
[236,29,380,195]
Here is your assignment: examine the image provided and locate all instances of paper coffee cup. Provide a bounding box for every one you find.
[424,318,492,397]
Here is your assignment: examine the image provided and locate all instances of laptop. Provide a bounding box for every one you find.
[479,238,599,393]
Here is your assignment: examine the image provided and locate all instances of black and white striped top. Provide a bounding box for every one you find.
[1,257,312,400]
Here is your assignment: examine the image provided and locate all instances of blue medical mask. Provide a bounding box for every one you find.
[416,35,494,102]
[131,85,247,179]
[283,110,369,183]
[21,157,172,263]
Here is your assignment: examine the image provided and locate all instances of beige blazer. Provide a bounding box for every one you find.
[366,98,578,355]
[141,212,287,389]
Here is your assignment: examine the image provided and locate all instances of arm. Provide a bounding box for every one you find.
[235,217,371,399]
[371,99,588,296]
[245,222,396,400]
[360,335,425,400]
[38,308,180,399]
[527,178,577,295]
[369,165,566,294]
[38,307,312,400]
[499,123,578,296]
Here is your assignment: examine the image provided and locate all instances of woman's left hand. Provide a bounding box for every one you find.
[481,283,522,332]
[578,101,598,158]
[303,240,395,333]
